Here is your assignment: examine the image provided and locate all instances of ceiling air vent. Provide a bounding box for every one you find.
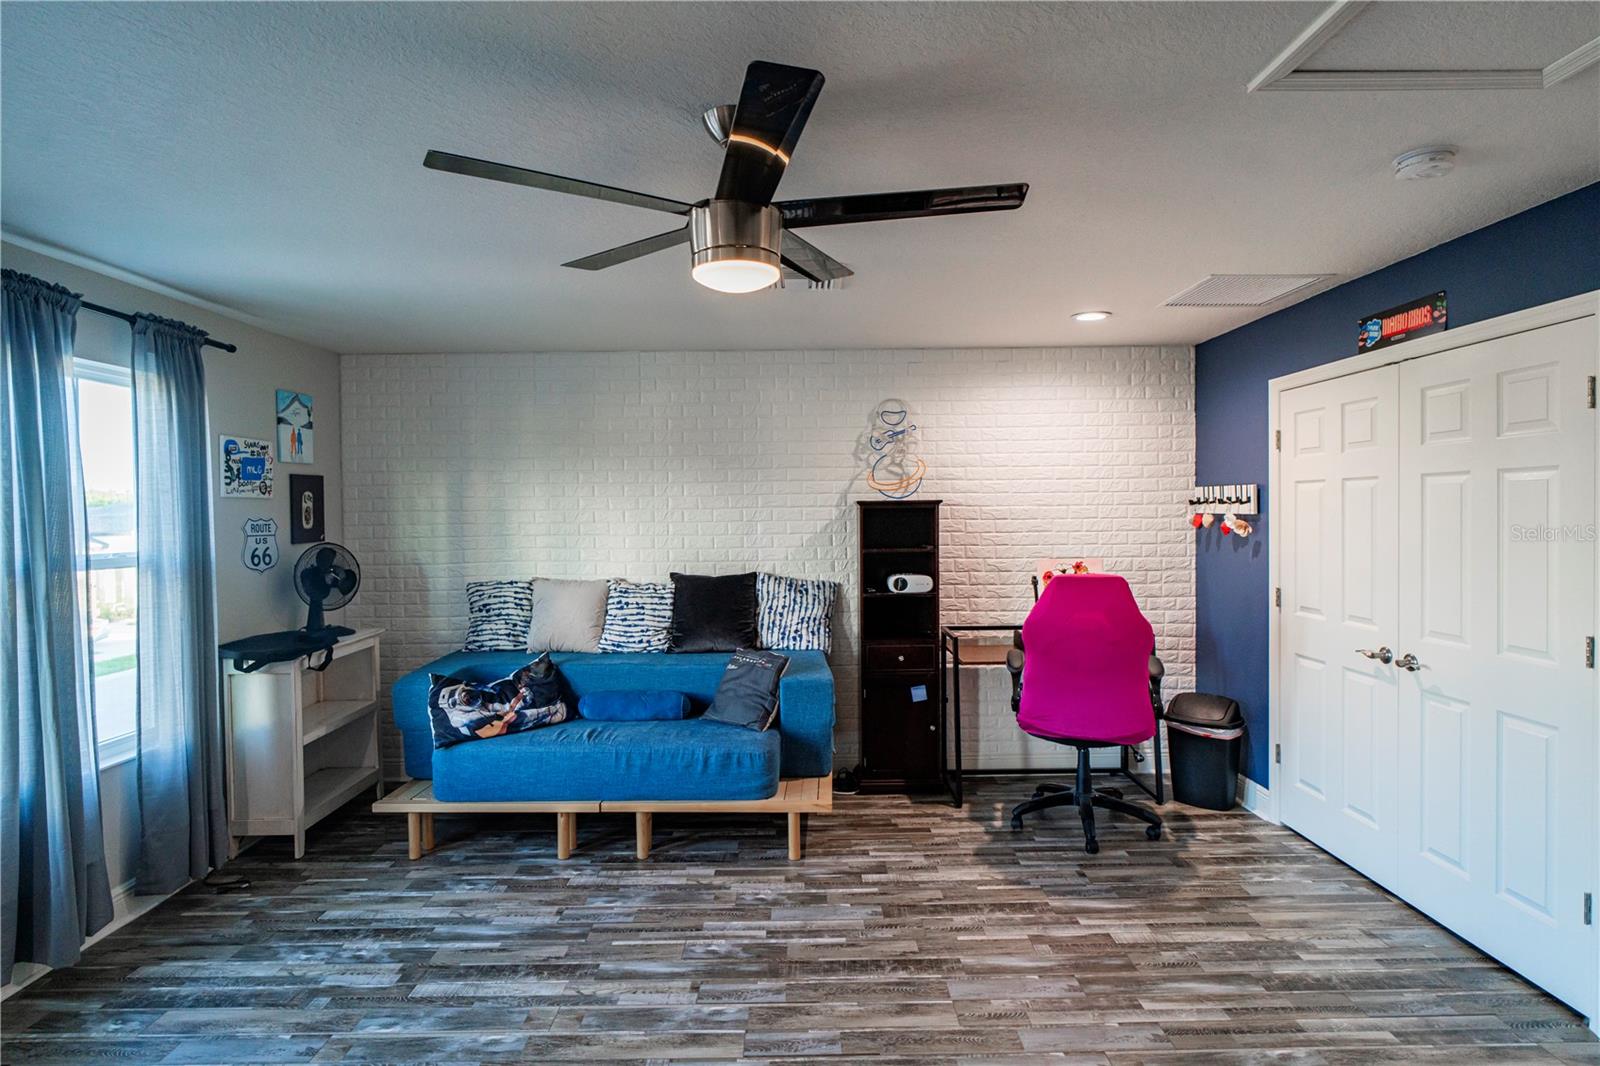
[1165,274,1333,308]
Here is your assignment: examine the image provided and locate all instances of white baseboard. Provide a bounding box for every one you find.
[1236,774,1275,822]
[0,877,177,1002]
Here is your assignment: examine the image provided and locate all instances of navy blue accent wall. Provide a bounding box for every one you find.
[1195,182,1600,784]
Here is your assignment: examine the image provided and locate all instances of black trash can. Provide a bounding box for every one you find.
[1164,693,1245,810]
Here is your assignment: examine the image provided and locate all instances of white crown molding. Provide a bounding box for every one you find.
[1545,35,1600,88]
[1249,0,1599,94]
[1247,0,1369,93]
[1,228,296,342]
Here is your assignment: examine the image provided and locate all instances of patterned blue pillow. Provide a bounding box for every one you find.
[757,573,838,652]
[597,579,674,653]
[463,580,533,651]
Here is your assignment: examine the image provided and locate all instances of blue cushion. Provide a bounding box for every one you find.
[432,718,779,802]
[578,690,689,721]
[392,650,835,782]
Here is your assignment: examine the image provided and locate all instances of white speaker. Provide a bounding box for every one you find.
[886,573,934,594]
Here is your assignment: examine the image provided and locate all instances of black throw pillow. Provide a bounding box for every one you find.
[669,572,758,652]
[703,649,790,731]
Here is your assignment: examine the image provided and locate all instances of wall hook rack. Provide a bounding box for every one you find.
[1189,483,1258,516]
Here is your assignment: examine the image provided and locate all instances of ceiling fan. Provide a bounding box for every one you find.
[424,60,1029,294]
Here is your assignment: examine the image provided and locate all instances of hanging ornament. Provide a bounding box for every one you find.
[1220,512,1238,535]
[1201,512,1215,529]
[1191,513,1204,529]
[1231,517,1253,538]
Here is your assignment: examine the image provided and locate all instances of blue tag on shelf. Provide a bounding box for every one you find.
[910,684,928,703]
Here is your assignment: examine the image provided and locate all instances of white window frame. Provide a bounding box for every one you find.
[73,357,139,768]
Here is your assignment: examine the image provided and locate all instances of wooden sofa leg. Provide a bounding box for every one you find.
[636,813,652,860]
[557,812,573,860]
[421,813,435,853]
[788,812,802,860]
[407,813,422,860]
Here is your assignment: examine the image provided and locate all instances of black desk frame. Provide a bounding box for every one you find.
[940,625,1165,809]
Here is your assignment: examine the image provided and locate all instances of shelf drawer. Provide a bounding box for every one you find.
[866,644,936,672]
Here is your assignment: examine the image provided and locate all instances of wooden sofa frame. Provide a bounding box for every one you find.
[373,775,833,860]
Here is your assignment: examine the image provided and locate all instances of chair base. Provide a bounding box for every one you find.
[1010,748,1162,854]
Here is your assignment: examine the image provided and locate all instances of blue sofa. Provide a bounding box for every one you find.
[391,651,835,803]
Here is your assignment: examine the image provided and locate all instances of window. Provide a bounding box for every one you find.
[74,361,138,765]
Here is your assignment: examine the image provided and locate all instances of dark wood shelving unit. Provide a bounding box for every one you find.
[855,499,942,792]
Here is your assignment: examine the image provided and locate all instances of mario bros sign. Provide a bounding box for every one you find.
[1358,291,1446,354]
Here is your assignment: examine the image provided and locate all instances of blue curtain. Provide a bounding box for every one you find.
[1,269,114,985]
[130,315,226,895]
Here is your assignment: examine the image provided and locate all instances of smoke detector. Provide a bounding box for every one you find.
[1394,146,1457,180]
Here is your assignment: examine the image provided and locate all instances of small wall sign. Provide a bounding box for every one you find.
[242,516,279,573]
[1358,291,1447,353]
[288,473,325,544]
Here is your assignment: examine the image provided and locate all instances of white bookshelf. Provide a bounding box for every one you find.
[223,627,385,858]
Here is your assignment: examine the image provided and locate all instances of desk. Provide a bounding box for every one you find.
[940,624,1164,809]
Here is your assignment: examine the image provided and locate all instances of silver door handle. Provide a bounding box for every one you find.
[1395,653,1422,672]
[1356,646,1393,664]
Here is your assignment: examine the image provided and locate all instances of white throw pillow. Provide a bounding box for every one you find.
[527,577,608,653]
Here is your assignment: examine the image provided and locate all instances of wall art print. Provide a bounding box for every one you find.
[276,389,314,464]
[220,435,274,498]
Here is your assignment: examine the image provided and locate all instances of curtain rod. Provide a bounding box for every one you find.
[79,298,239,353]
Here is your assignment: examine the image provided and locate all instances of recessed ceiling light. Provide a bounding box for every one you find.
[1072,310,1112,322]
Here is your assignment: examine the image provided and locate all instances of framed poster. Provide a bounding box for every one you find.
[276,389,314,463]
[289,473,325,544]
[220,435,274,498]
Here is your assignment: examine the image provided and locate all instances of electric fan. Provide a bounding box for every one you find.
[294,542,360,635]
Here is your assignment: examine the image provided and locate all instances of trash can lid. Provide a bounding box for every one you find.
[1165,692,1243,729]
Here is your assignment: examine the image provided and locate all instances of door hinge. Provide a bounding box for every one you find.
[1587,376,1595,409]
[1274,429,1282,451]
[1274,743,1282,765]
[1274,587,1282,608]
[1585,892,1593,926]
[1586,637,1595,669]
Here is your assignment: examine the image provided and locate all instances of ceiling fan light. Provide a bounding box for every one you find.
[692,257,782,294]
[689,200,783,294]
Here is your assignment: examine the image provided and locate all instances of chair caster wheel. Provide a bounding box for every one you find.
[1145,824,1162,841]
[1083,838,1099,854]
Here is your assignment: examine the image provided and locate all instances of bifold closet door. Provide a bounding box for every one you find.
[1278,364,1401,887]
[1395,316,1598,1017]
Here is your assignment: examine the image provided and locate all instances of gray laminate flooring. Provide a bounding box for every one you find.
[2,779,1596,1065]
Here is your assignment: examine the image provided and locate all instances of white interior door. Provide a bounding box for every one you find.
[1395,316,1599,1018]
[1278,365,1401,886]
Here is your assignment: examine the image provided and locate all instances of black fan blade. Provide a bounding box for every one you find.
[714,61,825,205]
[563,227,690,271]
[781,231,853,281]
[335,569,358,596]
[424,150,692,216]
[778,183,1028,229]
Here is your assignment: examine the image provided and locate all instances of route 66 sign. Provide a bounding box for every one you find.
[242,516,279,573]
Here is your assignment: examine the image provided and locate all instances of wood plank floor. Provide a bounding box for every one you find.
[3,779,1596,1065]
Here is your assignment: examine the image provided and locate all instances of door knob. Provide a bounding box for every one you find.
[1395,653,1422,672]
[1356,646,1393,664]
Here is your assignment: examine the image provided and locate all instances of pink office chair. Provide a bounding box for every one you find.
[1005,573,1164,852]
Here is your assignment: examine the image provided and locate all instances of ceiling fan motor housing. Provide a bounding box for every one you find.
[690,199,782,274]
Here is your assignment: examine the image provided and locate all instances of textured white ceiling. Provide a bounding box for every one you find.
[2,2,1596,354]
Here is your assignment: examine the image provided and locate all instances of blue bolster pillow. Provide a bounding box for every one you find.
[577,690,691,721]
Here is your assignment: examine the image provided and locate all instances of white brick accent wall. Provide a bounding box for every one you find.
[340,347,1195,778]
